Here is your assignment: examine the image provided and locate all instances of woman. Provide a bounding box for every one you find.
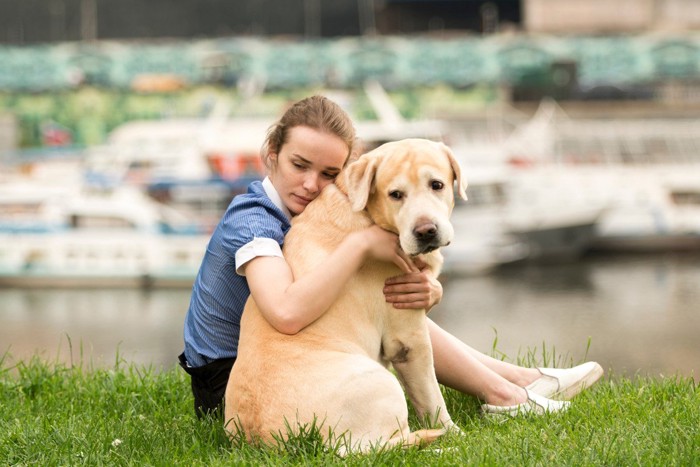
[180,95,602,418]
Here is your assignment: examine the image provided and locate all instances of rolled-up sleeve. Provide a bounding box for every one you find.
[235,237,284,275]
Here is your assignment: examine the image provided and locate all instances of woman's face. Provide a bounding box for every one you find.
[269,125,349,215]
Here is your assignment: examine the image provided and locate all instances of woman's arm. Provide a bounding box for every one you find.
[242,225,414,335]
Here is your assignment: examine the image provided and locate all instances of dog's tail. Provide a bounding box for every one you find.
[385,428,448,450]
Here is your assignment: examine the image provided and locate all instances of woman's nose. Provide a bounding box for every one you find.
[303,173,319,193]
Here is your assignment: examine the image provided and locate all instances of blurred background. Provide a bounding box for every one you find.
[1,0,698,380]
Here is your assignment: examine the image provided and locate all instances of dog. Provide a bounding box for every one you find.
[224,138,467,454]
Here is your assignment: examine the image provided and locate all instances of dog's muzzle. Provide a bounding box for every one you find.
[413,222,444,254]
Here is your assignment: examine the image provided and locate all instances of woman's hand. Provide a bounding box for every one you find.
[383,257,443,311]
[356,225,415,273]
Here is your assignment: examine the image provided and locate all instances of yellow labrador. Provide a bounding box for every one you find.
[224,138,467,453]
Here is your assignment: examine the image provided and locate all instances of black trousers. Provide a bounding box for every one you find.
[178,352,236,419]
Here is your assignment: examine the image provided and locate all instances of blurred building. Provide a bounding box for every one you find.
[3,0,700,44]
[1,0,699,137]
[524,0,700,33]
[1,0,519,44]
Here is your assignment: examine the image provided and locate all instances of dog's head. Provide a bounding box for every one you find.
[343,138,467,256]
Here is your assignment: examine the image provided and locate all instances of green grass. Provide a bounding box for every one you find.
[1,352,698,466]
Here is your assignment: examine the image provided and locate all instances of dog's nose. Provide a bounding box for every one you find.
[413,223,438,242]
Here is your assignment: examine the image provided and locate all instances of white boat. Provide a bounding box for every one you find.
[0,184,209,288]
[484,164,700,254]
[452,99,700,255]
[442,167,528,276]
[586,166,700,251]
[82,110,269,231]
[442,163,603,275]
[501,166,604,261]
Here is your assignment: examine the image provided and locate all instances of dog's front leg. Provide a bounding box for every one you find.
[383,312,455,429]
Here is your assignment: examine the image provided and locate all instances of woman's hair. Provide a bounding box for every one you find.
[261,95,358,171]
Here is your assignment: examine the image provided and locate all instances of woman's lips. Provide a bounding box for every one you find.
[293,194,313,205]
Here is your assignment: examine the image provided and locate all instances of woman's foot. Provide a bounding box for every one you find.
[481,388,570,417]
[525,362,604,400]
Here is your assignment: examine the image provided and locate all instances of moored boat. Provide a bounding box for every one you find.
[0,185,209,288]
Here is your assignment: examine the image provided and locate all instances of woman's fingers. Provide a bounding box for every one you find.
[383,265,442,311]
[385,292,430,309]
[395,247,420,273]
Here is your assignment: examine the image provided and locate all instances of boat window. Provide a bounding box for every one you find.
[647,138,668,156]
[671,191,700,206]
[462,183,506,207]
[70,215,136,229]
[0,202,43,219]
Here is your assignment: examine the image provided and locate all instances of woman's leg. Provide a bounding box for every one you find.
[428,319,540,405]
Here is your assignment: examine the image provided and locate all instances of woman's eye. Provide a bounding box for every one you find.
[389,190,404,200]
[431,180,444,191]
[322,172,338,180]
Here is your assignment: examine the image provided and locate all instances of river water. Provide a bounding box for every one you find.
[1,252,698,380]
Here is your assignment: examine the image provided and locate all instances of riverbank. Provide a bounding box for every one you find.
[1,356,697,465]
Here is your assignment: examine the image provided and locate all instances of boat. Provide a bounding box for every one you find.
[486,164,700,254]
[499,108,700,252]
[82,109,268,231]
[586,165,700,251]
[451,99,700,255]
[441,167,529,276]
[0,184,209,288]
[441,162,603,276]
[501,166,604,261]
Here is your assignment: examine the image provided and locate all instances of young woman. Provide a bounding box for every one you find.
[179,95,602,418]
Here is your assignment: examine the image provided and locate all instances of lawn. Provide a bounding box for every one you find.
[1,353,698,466]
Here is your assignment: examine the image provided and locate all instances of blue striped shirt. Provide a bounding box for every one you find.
[182,180,291,367]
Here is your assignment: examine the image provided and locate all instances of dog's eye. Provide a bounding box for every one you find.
[431,180,445,191]
[389,190,404,200]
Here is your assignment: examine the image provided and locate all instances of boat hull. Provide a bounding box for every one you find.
[0,232,208,289]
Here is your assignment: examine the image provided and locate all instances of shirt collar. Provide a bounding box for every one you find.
[262,177,292,220]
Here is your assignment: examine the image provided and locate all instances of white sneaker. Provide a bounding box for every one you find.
[481,389,570,417]
[526,362,604,401]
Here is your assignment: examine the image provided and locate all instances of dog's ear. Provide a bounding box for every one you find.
[440,143,468,200]
[344,153,380,211]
